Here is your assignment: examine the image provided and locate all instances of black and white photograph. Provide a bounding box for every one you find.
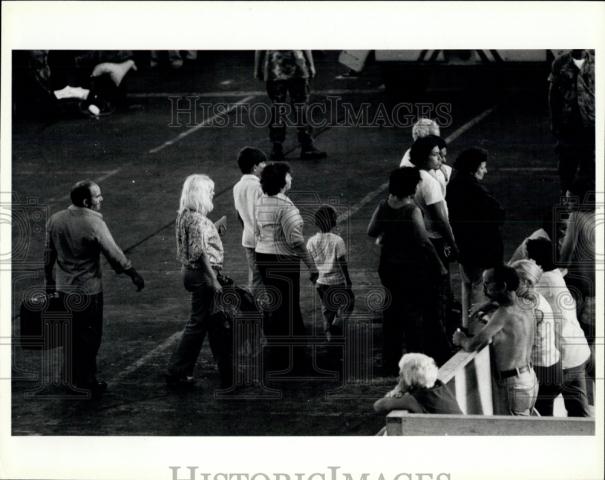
[1,2,603,480]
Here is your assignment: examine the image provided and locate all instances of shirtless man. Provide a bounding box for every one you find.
[452,265,538,415]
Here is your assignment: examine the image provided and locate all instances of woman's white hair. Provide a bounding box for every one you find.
[510,258,543,300]
[397,353,438,390]
[412,118,440,141]
[179,174,214,215]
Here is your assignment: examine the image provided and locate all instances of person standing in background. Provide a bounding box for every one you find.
[233,146,266,296]
[548,49,595,195]
[254,50,327,161]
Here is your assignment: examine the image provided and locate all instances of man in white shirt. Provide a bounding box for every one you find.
[233,146,266,294]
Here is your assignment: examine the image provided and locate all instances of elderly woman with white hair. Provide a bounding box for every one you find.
[373,353,462,414]
[165,174,232,390]
[510,259,562,416]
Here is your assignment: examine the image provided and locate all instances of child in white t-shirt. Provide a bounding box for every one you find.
[306,205,355,341]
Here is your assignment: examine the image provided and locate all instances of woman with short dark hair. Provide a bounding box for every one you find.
[368,167,450,373]
[254,162,318,373]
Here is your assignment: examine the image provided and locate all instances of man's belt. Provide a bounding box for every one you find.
[497,365,531,379]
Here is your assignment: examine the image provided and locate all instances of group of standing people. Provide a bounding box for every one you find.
[371,66,595,416]
[43,51,595,418]
[166,145,354,389]
[370,120,506,375]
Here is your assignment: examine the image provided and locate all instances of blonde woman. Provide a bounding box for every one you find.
[373,353,462,414]
[166,174,232,390]
[510,259,562,416]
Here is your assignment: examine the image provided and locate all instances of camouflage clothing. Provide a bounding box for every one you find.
[258,50,315,146]
[548,50,595,133]
[263,50,310,81]
[548,51,595,193]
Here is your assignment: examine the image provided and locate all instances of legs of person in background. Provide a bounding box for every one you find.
[430,237,458,338]
[244,247,263,298]
[579,296,595,407]
[460,263,485,327]
[256,253,306,376]
[556,133,594,195]
[266,80,288,161]
[379,268,427,374]
[533,361,564,416]
[561,362,591,417]
[290,78,326,159]
[567,278,595,408]
[266,78,326,161]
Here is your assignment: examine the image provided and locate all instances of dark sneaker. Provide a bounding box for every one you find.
[270,143,285,161]
[300,146,327,160]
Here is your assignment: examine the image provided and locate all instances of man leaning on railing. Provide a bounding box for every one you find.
[452,265,538,416]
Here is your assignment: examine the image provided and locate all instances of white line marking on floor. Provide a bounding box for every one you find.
[129,88,384,99]
[445,106,495,143]
[15,170,116,175]
[110,104,497,381]
[110,331,181,384]
[499,167,558,172]
[336,105,497,225]
[47,168,122,204]
[48,97,256,204]
[148,95,256,154]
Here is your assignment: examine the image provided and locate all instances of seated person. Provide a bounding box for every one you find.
[374,353,463,414]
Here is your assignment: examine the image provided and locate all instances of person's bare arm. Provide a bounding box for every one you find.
[410,207,447,275]
[214,215,227,237]
[290,240,319,283]
[367,203,383,238]
[469,300,499,319]
[374,394,419,414]
[426,201,458,254]
[453,309,506,352]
